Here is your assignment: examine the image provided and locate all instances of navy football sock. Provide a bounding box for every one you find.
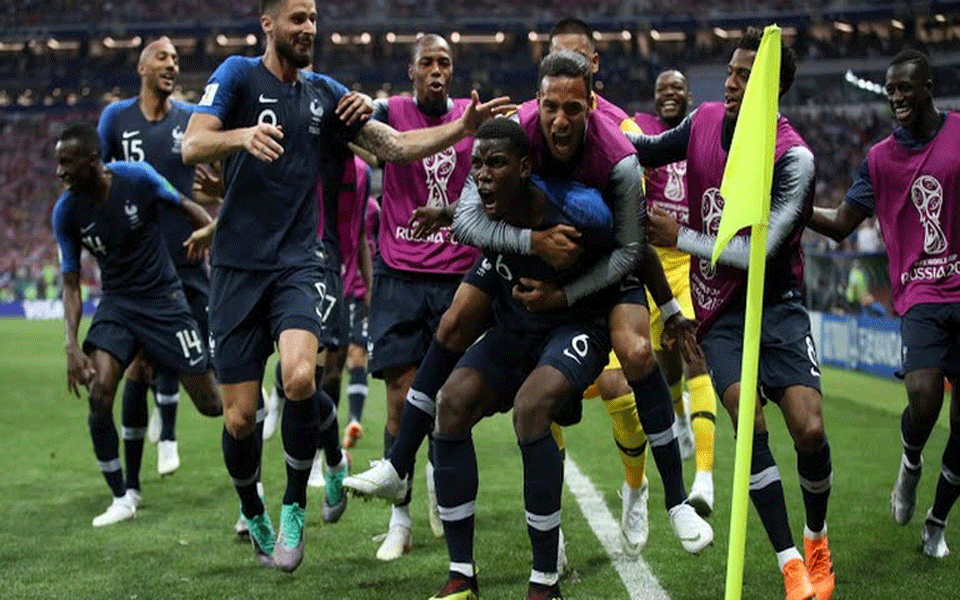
[520,431,563,579]
[121,379,149,491]
[155,370,179,442]
[434,432,478,568]
[347,367,367,422]
[282,393,320,507]
[932,432,960,522]
[89,411,125,497]
[797,437,832,533]
[222,425,264,518]
[630,366,686,509]
[750,431,795,552]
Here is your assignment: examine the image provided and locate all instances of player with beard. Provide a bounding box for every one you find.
[626,28,834,600]
[183,0,508,572]
[98,37,228,484]
[53,123,221,528]
[809,49,960,559]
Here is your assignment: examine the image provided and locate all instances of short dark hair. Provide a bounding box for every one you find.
[890,48,932,82]
[260,0,283,15]
[58,122,100,157]
[737,26,797,97]
[549,18,595,50]
[474,118,529,158]
[538,50,593,97]
[411,33,450,63]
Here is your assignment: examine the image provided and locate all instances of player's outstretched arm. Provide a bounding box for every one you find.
[62,272,93,397]
[184,218,217,263]
[623,111,693,168]
[178,197,214,229]
[182,113,284,165]
[809,201,868,242]
[352,91,514,164]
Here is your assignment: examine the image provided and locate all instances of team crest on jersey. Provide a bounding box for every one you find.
[424,147,456,208]
[699,187,725,280]
[663,161,687,202]
[171,126,184,154]
[910,175,948,255]
[125,201,141,228]
[309,99,324,134]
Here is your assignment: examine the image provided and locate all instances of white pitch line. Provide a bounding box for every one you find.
[565,455,671,600]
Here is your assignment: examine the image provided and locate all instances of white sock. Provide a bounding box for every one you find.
[776,547,803,571]
[693,470,713,489]
[804,523,827,541]
[450,562,474,578]
[390,504,412,529]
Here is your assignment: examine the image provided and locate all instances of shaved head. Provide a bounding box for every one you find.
[412,34,450,63]
[139,36,175,66]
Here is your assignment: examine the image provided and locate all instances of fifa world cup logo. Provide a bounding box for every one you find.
[664,160,687,203]
[699,187,725,280]
[910,175,948,255]
[424,147,457,208]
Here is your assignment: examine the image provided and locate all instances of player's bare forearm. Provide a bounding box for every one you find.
[183,113,260,164]
[179,198,214,229]
[353,119,466,164]
[348,142,384,169]
[641,245,674,306]
[359,230,373,301]
[809,203,866,242]
[62,273,83,350]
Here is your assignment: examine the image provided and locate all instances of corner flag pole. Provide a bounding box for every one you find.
[715,25,782,600]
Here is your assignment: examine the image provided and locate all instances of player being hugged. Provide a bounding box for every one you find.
[52,123,220,528]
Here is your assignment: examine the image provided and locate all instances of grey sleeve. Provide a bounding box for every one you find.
[563,155,644,303]
[371,98,389,123]
[676,145,815,270]
[451,174,532,253]
[623,111,694,168]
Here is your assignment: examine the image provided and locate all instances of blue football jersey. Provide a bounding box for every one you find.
[195,56,363,270]
[53,162,183,296]
[98,97,197,268]
[464,175,616,332]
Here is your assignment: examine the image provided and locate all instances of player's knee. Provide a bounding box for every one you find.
[88,378,118,414]
[435,381,474,435]
[792,414,825,451]
[612,333,655,381]
[282,361,316,402]
[597,370,631,400]
[224,406,257,438]
[197,388,223,417]
[512,393,554,440]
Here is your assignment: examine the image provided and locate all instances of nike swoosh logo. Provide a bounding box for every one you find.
[189,356,204,366]
[258,94,278,104]
[81,223,95,233]
[122,130,140,139]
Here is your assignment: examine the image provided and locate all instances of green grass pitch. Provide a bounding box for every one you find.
[1,318,955,599]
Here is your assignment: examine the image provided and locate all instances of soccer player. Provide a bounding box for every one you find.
[634,69,718,516]
[181,0,508,571]
[98,37,219,478]
[360,33,484,561]
[628,28,834,600]
[808,49,960,559]
[53,123,221,528]
[430,117,628,600]
[340,192,377,448]
[453,51,712,555]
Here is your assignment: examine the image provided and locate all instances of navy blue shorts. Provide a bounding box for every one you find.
[368,258,461,377]
[178,264,210,343]
[316,266,348,350]
[901,302,960,377]
[84,289,209,375]
[700,298,821,403]
[347,297,369,348]
[457,318,611,426]
[209,264,323,384]
[617,271,649,308]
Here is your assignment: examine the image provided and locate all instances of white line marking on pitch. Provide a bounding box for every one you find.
[565,455,671,600]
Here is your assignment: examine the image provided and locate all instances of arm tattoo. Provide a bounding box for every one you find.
[354,120,404,163]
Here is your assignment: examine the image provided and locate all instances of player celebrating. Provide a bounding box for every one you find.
[362,34,483,561]
[53,123,221,528]
[628,28,834,600]
[98,37,219,478]
[430,118,629,600]
[809,49,960,559]
[182,0,508,572]
[634,69,717,515]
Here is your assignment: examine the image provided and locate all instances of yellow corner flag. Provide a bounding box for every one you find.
[718,25,782,600]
